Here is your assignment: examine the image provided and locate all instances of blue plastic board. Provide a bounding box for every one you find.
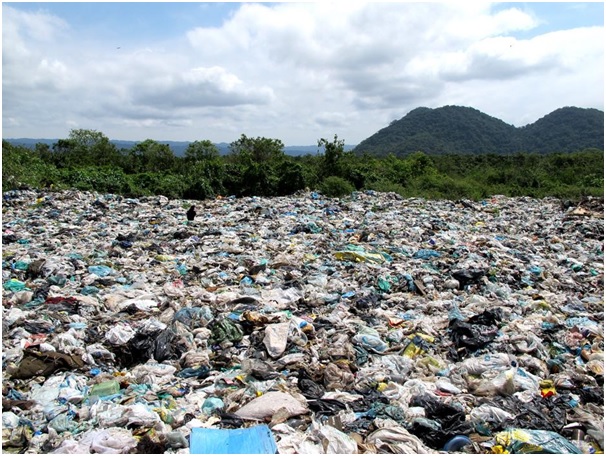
[190,425,278,454]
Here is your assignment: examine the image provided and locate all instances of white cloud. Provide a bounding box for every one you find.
[314,112,352,129]
[131,66,274,109]
[2,3,603,144]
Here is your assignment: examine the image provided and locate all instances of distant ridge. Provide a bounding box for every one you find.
[3,138,355,157]
[353,106,604,156]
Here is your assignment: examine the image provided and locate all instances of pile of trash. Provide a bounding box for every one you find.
[2,189,603,454]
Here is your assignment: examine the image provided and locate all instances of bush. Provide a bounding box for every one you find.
[364,178,407,196]
[127,172,187,199]
[403,173,487,200]
[276,160,306,196]
[183,174,215,200]
[59,166,131,194]
[2,141,61,191]
[319,176,355,197]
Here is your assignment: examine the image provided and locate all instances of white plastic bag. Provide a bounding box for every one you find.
[263,322,290,358]
[317,425,358,454]
[234,391,309,421]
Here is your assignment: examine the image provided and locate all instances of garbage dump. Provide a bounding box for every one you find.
[2,189,603,454]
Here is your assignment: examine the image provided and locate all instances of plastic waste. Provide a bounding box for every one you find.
[352,333,388,354]
[494,428,582,454]
[89,380,120,398]
[201,397,225,415]
[3,279,28,291]
[190,425,277,454]
[366,425,431,453]
[443,435,472,451]
[403,334,431,358]
[263,322,291,358]
[448,308,503,359]
[334,249,387,264]
[413,249,442,259]
[210,318,244,345]
[316,425,358,454]
[87,265,114,277]
[469,404,514,425]
[2,189,603,453]
[234,391,309,421]
[409,393,473,449]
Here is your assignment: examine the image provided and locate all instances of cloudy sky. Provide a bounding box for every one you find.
[2,2,604,146]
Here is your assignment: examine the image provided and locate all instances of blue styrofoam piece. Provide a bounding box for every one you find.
[190,425,277,454]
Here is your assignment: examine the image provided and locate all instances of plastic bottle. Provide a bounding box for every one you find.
[571,429,596,454]
[443,435,472,451]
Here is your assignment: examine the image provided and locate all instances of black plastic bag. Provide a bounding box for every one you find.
[297,369,325,399]
[452,268,486,287]
[408,393,473,449]
[448,309,503,360]
[307,398,346,416]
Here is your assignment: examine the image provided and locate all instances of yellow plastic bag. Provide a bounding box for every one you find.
[494,428,582,454]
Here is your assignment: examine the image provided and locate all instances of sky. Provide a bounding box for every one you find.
[2,2,604,146]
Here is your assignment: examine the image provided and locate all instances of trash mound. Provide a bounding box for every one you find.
[2,190,604,454]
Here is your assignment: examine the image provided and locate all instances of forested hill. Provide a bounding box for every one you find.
[353,106,604,156]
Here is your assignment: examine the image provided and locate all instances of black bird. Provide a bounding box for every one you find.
[186,205,197,221]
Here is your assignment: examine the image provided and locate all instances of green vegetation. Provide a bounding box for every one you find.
[2,129,603,201]
[319,176,355,198]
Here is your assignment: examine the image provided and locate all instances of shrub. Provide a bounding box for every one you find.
[2,141,60,191]
[127,172,187,199]
[59,166,131,194]
[276,160,306,196]
[319,176,355,197]
[183,174,215,200]
[364,179,407,197]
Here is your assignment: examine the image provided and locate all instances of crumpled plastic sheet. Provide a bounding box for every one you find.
[2,189,604,453]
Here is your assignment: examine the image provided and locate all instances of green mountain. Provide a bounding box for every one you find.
[519,107,605,154]
[353,106,604,156]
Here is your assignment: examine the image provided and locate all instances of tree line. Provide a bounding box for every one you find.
[2,129,603,201]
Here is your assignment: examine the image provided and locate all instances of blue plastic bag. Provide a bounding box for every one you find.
[190,425,277,454]
[87,265,114,277]
[413,249,442,260]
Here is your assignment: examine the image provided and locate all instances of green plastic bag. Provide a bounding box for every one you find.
[210,319,244,344]
[3,279,28,292]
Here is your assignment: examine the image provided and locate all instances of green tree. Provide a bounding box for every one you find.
[184,140,220,163]
[229,134,285,164]
[276,159,306,195]
[49,129,121,168]
[181,139,225,196]
[318,134,345,178]
[34,142,52,162]
[226,134,286,196]
[51,138,79,168]
[127,140,176,174]
[406,151,436,176]
[68,129,121,167]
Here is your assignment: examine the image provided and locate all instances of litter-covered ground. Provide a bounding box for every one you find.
[2,189,604,454]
